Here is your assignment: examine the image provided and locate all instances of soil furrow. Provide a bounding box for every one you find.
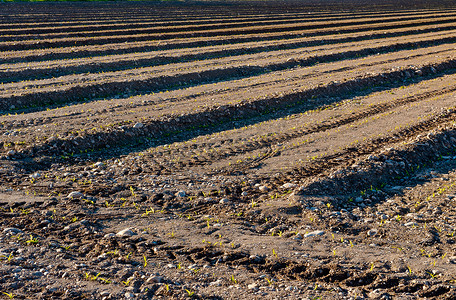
[2,40,455,112]
[2,15,456,52]
[2,29,456,84]
[3,58,455,164]
[4,11,455,42]
[4,21,456,65]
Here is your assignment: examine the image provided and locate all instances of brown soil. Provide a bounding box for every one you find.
[1,1,456,299]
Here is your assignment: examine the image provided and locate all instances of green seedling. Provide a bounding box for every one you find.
[122,278,132,286]
[26,235,39,245]
[230,275,237,284]
[84,198,95,205]
[99,277,111,284]
[407,265,412,274]
[105,200,114,208]
[1,292,14,299]
[272,249,278,258]
[126,252,132,261]
[370,262,374,271]
[142,207,155,217]
[92,273,101,281]
[143,255,148,268]
[265,277,273,285]
[106,250,119,257]
[130,186,136,197]
[185,289,195,297]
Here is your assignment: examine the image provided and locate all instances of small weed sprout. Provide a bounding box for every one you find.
[126,252,132,260]
[230,275,237,284]
[99,277,111,284]
[272,249,278,258]
[26,235,39,245]
[185,289,195,297]
[122,278,132,286]
[1,292,14,299]
[130,186,136,197]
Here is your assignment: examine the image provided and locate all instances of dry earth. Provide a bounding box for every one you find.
[1,1,456,299]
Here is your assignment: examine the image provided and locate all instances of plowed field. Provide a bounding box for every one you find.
[1,1,456,299]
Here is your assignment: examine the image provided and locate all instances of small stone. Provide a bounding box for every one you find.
[293,233,303,240]
[448,256,456,264]
[249,255,263,263]
[146,276,163,283]
[258,186,269,192]
[367,229,378,237]
[404,222,418,227]
[67,191,84,199]
[7,150,16,156]
[30,172,41,179]
[281,183,296,189]
[93,162,105,168]
[176,190,186,197]
[116,228,136,237]
[3,228,23,234]
[103,233,116,239]
[241,191,248,196]
[219,198,229,204]
[304,230,325,238]
[133,122,144,129]
[355,197,363,203]
[124,292,135,299]
[210,279,223,286]
[32,271,43,277]
[248,283,259,291]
